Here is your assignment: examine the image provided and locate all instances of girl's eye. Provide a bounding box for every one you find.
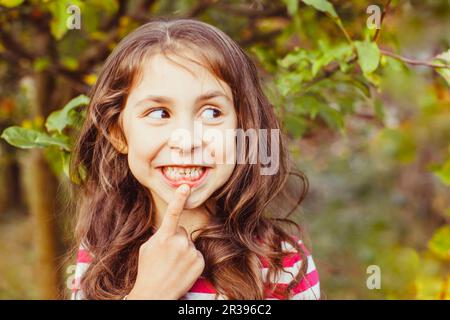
[200,107,222,120]
[146,108,170,119]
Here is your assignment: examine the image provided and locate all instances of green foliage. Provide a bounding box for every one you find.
[428,226,450,261]
[1,126,71,150]
[354,41,380,75]
[48,0,82,40]
[46,94,89,134]
[373,128,416,164]
[302,0,337,18]
[0,0,24,8]
[283,0,298,16]
[1,95,89,180]
[46,0,119,40]
[433,158,450,186]
[434,49,450,85]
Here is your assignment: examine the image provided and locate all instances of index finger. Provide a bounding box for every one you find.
[157,184,191,237]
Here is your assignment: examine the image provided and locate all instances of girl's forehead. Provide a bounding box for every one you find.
[131,52,232,100]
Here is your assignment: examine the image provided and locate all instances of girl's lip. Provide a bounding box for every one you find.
[158,167,210,189]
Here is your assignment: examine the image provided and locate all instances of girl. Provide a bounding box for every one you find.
[69,18,320,300]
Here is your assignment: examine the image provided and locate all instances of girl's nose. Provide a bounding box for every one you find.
[167,122,203,153]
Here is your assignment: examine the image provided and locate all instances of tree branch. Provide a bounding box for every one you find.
[0,29,35,61]
[373,0,393,42]
[380,48,450,69]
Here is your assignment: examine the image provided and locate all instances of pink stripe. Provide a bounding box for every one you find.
[188,277,216,294]
[264,269,319,298]
[279,269,319,294]
[188,268,319,297]
[259,240,310,268]
[260,252,306,268]
[77,249,92,263]
[282,253,302,267]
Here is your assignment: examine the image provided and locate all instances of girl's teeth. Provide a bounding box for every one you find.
[162,167,205,181]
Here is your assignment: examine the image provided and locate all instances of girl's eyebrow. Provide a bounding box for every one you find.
[134,90,232,107]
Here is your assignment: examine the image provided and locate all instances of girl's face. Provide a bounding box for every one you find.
[117,53,237,209]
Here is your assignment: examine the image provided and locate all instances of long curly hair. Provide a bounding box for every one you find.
[68,18,310,300]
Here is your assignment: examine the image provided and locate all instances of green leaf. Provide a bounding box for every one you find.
[276,73,304,96]
[433,49,450,86]
[90,0,118,15]
[33,57,51,72]
[283,0,299,16]
[278,48,310,69]
[302,0,337,18]
[318,104,344,129]
[61,56,79,71]
[0,0,24,8]
[428,226,450,261]
[312,43,353,76]
[48,0,82,40]
[374,98,385,122]
[432,159,450,186]
[62,151,71,179]
[375,128,416,163]
[293,94,324,119]
[284,114,308,138]
[355,41,380,74]
[1,127,70,150]
[46,94,89,134]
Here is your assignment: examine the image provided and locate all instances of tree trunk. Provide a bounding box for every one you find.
[20,149,60,299]
[17,29,62,299]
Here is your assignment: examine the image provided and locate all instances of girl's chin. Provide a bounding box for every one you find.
[163,192,206,209]
[187,192,209,208]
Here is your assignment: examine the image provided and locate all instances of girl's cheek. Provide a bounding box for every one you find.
[128,124,163,165]
[223,134,237,165]
[208,132,236,166]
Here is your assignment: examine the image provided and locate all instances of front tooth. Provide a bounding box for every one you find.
[164,166,204,180]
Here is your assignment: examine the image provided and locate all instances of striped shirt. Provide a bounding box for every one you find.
[70,238,320,300]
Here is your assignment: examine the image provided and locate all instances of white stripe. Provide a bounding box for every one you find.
[290,282,321,300]
[74,262,89,281]
[182,292,226,300]
[182,282,320,301]
[261,255,316,284]
[280,240,303,252]
[71,289,86,300]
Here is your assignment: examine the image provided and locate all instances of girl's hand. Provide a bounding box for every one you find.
[127,184,205,300]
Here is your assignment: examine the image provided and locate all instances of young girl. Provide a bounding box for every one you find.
[69,18,320,300]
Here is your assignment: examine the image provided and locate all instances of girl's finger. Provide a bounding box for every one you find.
[157,184,190,237]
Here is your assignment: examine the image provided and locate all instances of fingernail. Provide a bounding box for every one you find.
[179,184,190,194]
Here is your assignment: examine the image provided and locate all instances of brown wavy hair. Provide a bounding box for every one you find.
[68,17,311,300]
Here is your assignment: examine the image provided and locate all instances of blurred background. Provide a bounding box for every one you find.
[0,0,449,299]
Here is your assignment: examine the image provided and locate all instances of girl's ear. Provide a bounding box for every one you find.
[108,123,128,155]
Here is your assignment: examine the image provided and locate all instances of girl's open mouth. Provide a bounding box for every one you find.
[158,165,210,189]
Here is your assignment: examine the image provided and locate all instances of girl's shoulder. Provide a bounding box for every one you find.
[184,236,320,300]
[259,236,320,300]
